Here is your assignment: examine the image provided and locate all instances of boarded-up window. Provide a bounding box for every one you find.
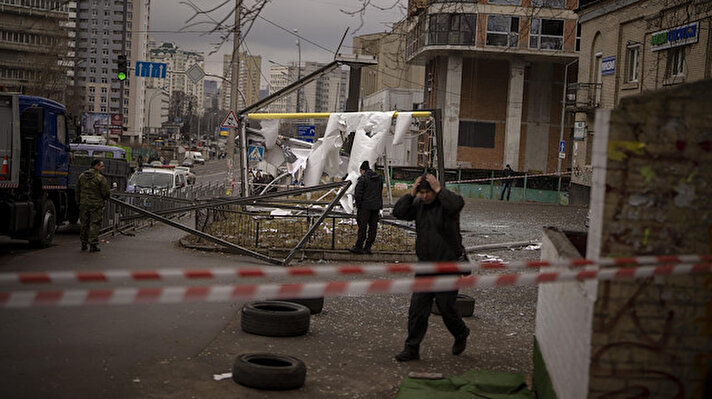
[458,121,496,148]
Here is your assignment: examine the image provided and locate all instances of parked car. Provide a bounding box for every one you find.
[182,158,194,167]
[127,166,187,196]
[185,150,205,165]
[168,159,180,166]
[175,166,196,185]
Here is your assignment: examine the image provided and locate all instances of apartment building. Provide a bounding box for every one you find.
[220,52,261,111]
[568,0,712,204]
[71,0,149,143]
[148,42,205,116]
[405,0,580,171]
[267,61,348,113]
[0,0,71,102]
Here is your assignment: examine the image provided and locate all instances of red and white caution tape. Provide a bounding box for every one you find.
[449,171,572,185]
[1,262,709,308]
[2,254,710,287]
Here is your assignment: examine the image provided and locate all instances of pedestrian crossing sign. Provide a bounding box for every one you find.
[248,145,264,162]
[221,110,239,128]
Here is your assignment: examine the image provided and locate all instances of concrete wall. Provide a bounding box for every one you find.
[535,227,596,399]
[587,80,712,398]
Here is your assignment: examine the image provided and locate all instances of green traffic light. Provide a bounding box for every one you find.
[118,72,127,81]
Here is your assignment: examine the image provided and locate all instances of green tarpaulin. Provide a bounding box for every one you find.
[396,369,535,399]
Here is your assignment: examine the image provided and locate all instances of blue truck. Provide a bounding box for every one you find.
[0,93,74,246]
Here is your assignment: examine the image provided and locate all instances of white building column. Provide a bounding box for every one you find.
[504,60,525,169]
[442,55,462,169]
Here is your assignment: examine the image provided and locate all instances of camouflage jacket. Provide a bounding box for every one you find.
[76,168,110,208]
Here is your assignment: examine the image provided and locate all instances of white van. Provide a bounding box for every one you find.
[127,166,187,196]
[185,151,205,165]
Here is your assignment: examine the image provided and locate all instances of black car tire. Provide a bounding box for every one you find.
[241,301,310,337]
[233,353,306,390]
[431,294,475,317]
[281,297,324,314]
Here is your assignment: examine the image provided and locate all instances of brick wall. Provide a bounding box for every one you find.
[588,80,712,398]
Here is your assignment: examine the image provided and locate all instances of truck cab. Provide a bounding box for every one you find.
[0,93,73,246]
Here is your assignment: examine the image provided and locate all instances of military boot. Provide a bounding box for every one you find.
[89,244,100,252]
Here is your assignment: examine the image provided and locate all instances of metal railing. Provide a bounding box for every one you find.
[196,206,415,253]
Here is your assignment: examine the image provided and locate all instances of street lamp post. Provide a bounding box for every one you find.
[295,28,301,113]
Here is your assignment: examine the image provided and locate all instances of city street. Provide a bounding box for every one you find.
[0,171,587,397]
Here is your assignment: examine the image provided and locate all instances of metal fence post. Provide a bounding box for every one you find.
[331,217,336,249]
[255,220,260,248]
[489,170,495,200]
[523,173,528,201]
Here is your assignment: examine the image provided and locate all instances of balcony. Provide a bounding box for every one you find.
[566,83,601,112]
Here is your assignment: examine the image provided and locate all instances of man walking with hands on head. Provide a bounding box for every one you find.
[349,161,383,255]
[391,174,470,361]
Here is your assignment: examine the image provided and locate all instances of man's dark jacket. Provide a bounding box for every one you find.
[392,188,465,263]
[354,170,383,210]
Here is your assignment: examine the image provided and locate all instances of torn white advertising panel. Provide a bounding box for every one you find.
[263,147,285,169]
[393,112,413,146]
[259,119,280,150]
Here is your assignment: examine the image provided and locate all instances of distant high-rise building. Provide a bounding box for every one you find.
[148,42,205,116]
[221,52,261,110]
[0,1,72,103]
[204,80,218,109]
[267,61,348,113]
[71,0,150,144]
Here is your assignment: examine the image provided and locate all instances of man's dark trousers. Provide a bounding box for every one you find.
[355,208,379,250]
[500,181,512,200]
[404,290,468,354]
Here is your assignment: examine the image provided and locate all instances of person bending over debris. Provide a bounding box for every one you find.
[349,161,383,255]
[391,174,470,361]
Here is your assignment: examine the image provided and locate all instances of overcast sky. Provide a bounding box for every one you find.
[149,0,407,89]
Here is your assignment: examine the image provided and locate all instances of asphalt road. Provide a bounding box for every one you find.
[0,164,588,398]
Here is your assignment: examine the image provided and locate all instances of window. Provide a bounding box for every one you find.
[667,47,685,77]
[576,23,581,52]
[89,87,95,93]
[626,45,639,82]
[458,121,496,148]
[532,0,565,8]
[56,114,66,144]
[529,19,564,50]
[101,87,107,93]
[428,13,476,45]
[487,15,519,47]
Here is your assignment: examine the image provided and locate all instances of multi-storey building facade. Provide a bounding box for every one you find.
[405,0,580,171]
[220,52,261,110]
[71,0,149,144]
[0,0,72,102]
[568,0,712,204]
[267,61,348,113]
[148,42,204,116]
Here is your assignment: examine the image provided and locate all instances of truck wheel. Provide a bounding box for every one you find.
[30,199,56,248]
[241,301,310,337]
[232,353,306,390]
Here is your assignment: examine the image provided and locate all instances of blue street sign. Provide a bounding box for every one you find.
[248,145,264,162]
[601,56,616,76]
[559,140,566,153]
[135,61,167,78]
[297,125,315,143]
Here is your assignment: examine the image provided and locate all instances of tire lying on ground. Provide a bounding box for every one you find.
[241,301,310,337]
[281,297,324,314]
[431,294,475,317]
[233,353,306,390]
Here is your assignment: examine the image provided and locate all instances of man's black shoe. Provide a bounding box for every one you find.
[81,243,88,251]
[395,350,419,362]
[363,248,373,255]
[348,246,363,254]
[89,244,101,253]
[452,328,470,355]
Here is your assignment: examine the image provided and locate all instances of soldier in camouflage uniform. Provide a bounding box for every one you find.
[76,159,110,252]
